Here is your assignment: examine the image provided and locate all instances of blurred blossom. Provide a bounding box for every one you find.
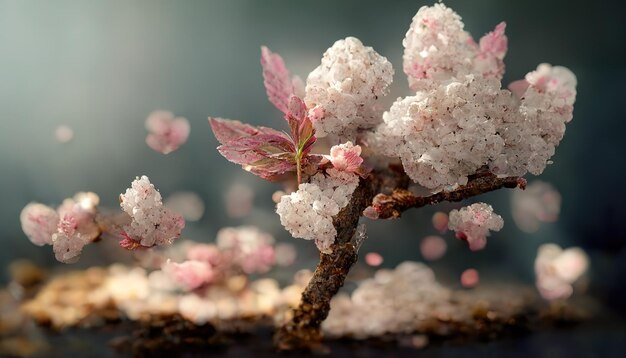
[431,212,448,234]
[420,235,447,261]
[145,111,190,154]
[460,268,480,288]
[272,190,285,204]
[54,125,74,143]
[274,243,297,267]
[224,182,254,218]
[365,252,384,267]
[164,191,205,222]
[511,180,561,233]
[534,243,588,300]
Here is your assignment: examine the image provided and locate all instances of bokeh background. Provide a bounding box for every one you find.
[1,0,625,318]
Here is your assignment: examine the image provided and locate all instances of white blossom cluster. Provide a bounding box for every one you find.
[323,262,451,338]
[372,75,508,190]
[448,202,503,251]
[305,37,394,140]
[276,169,359,253]
[20,192,101,263]
[403,3,481,91]
[534,244,589,300]
[370,3,576,192]
[120,176,185,247]
[499,64,577,176]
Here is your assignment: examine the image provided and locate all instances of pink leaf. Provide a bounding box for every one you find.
[209,117,263,145]
[261,46,294,114]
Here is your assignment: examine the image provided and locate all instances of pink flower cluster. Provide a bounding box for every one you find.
[448,203,503,251]
[119,176,186,249]
[534,244,588,300]
[157,227,281,292]
[20,192,101,263]
[20,176,188,263]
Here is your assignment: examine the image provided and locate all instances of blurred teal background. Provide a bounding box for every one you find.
[1,0,625,313]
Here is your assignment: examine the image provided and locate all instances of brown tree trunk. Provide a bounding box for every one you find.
[274,179,374,350]
[273,169,524,350]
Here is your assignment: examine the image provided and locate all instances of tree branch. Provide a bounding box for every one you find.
[371,173,526,219]
[274,168,526,350]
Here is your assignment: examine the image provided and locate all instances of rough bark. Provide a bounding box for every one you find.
[274,179,374,351]
[274,168,525,350]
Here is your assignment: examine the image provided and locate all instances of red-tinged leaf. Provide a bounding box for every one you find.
[224,134,295,154]
[261,46,294,114]
[298,117,314,147]
[247,157,297,181]
[209,117,261,145]
[217,145,268,166]
[217,132,296,168]
[287,96,307,122]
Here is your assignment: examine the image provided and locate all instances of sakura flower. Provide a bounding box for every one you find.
[274,243,297,267]
[164,191,205,222]
[119,176,185,248]
[448,203,503,251]
[54,124,74,143]
[420,235,447,261]
[329,141,364,173]
[365,252,384,267]
[145,110,190,154]
[21,192,102,263]
[474,22,508,79]
[403,4,508,91]
[276,168,359,253]
[216,226,276,274]
[305,37,394,140]
[431,212,449,234]
[186,243,221,266]
[372,4,575,190]
[535,244,589,301]
[511,180,561,233]
[223,182,254,218]
[20,203,59,246]
[162,260,214,291]
[460,268,480,288]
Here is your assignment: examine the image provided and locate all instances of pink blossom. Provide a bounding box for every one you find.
[274,243,297,267]
[162,260,214,291]
[474,22,508,78]
[329,141,363,173]
[460,268,480,288]
[217,226,276,274]
[508,79,530,98]
[145,111,190,154]
[186,243,221,266]
[20,203,59,246]
[448,203,503,251]
[431,212,448,234]
[120,176,186,248]
[420,235,447,261]
[535,244,588,300]
[365,252,384,267]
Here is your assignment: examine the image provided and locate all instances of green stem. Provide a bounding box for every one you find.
[296,151,302,185]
